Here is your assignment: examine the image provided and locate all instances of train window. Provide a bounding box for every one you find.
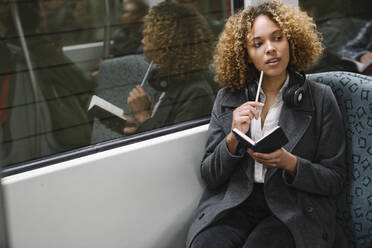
[0,0,229,173]
[298,0,372,75]
[3,0,369,173]
[90,0,222,145]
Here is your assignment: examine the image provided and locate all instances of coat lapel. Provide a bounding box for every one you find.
[218,89,246,135]
[220,89,246,109]
[265,80,314,181]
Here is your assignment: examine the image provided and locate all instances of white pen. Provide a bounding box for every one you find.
[255,70,264,102]
[140,61,153,87]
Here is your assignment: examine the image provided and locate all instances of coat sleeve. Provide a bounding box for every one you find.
[282,86,347,196]
[137,85,214,132]
[200,90,245,190]
[341,21,372,60]
[171,87,215,124]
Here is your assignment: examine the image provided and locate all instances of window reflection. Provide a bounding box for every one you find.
[110,0,149,57]
[0,0,230,167]
[171,0,225,38]
[91,2,217,143]
[0,0,96,167]
[340,21,372,75]
[39,0,96,47]
[299,0,371,75]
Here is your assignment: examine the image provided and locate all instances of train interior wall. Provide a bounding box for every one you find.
[2,125,209,248]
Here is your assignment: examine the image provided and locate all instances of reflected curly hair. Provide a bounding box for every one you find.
[143,2,214,78]
[214,0,323,90]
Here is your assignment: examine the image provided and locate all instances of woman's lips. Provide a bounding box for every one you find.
[266,58,280,66]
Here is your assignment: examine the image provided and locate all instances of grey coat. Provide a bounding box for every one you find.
[137,73,215,133]
[186,76,347,248]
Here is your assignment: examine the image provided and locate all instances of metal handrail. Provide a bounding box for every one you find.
[230,0,235,16]
[10,1,40,102]
[103,0,111,59]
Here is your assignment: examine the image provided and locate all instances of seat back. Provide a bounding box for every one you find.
[307,71,372,248]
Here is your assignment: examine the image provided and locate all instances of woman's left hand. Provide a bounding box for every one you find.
[247,148,297,175]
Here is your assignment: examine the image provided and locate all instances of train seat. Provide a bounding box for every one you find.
[307,71,372,248]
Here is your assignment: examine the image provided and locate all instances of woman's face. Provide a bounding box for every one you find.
[246,15,290,80]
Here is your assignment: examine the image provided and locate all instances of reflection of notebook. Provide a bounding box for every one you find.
[88,95,126,127]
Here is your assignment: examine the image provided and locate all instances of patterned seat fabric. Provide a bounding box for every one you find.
[307,72,372,248]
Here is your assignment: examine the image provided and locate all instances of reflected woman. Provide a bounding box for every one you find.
[123,2,216,134]
[187,1,347,248]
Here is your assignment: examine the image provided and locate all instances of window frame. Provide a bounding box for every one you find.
[2,117,210,177]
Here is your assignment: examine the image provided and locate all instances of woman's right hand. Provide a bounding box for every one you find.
[231,101,263,133]
[226,101,264,154]
[127,85,152,124]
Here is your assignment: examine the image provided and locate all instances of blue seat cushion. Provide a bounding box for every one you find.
[307,71,372,248]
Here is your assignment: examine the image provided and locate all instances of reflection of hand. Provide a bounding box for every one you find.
[122,115,139,135]
[127,85,152,124]
[99,114,139,135]
[226,101,264,155]
[247,148,297,175]
[360,52,372,64]
[91,70,99,78]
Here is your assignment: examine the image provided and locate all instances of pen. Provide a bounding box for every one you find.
[255,70,264,102]
[140,61,153,87]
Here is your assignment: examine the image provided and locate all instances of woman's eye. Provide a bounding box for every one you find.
[253,42,262,48]
[274,36,282,41]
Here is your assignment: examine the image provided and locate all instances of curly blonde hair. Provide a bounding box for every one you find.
[143,2,214,78]
[214,0,323,90]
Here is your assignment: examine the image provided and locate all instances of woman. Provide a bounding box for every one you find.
[187,1,347,248]
[123,2,216,134]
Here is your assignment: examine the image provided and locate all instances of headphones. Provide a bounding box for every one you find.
[245,71,307,108]
[148,68,170,91]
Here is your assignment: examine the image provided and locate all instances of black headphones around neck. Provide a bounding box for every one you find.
[148,68,170,91]
[245,71,307,108]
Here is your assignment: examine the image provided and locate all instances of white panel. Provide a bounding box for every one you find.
[62,42,103,72]
[3,125,209,248]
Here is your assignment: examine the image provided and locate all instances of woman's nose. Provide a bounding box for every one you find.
[265,41,276,54]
